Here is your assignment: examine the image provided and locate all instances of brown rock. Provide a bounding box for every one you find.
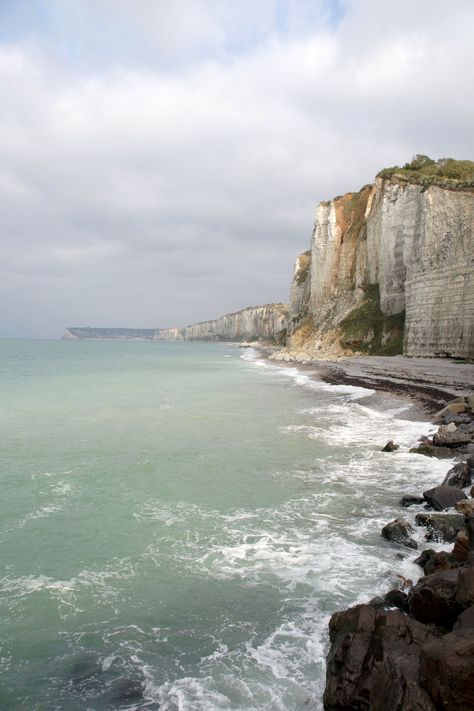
[456,499,474,515]
[423,485,468,511]
[382,440,399,452]
[323,604,437,711]
[453,530,470,562]
[381,518,417,549]
[415,512,466,542]
[456,567,474,608]
[433,424,472,448]
[442,459,473,488]
[408,569,462,628]
[420,626,474,710]
[409,443,457,458]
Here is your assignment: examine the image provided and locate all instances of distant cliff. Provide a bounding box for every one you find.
[184,304,288,343]
[63,305,288,344]
[284,157,474,360]
[63,327,156,340]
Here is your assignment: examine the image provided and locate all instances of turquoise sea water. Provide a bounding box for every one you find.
[0,340,451,710]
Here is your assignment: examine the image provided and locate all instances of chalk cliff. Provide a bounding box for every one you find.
[184,304,288,343]
[285,161,474,360]
[154,327,185,341]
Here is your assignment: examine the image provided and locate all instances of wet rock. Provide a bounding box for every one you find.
[456,567,474,608]
[455,604,474,628]
[419,625,474,710]
[456,499,474,515]
[382,440,399,452]
[415,549,457,575]
[422,485,468,511]
[415,512,466,543]
[381,518,417,549]
[453,530,470,562]
[383,589,409,613]
[323,604,437,711]
[408,568,462,629]
[400,495,424,507]
[409,443,456,458]
[442,459,474,488]
[433,424,472,448]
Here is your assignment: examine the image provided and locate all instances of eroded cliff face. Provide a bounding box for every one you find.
[153,327,185,341]
[285,177,474,360]
[184,304,288,343]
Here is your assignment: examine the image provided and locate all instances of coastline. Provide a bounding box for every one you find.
[250,345,474,708]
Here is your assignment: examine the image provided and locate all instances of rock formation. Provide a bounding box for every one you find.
[285,159,474,360]
[183,304,288,343]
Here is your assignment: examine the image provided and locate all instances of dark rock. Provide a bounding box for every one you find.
[409,443,456,458]
[371,661,438,710]
[400,495,424,507]
[382,440,399,452]
[419,626,474,710]
[456,567,474,608]
[415,512,466,542]
[383,589,409,613]
[456,499,474,515]
[442,459,473,488]
[453,530,470,562]
[466,514,474,550]
[408,568,462,629]
[455,604,474,629]
[415,549,457,575]
[381,518,418,549]
[423,485,468,511]
[323,604,437,711]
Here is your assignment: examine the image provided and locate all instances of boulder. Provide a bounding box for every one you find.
[455,604,474,628]
[456,499,474,515]
[423,485,468,511]
[414,549,458,575]
[400,495,424,507]
[408,569,462,628]
[382,440,399,452]
[453,530,470,562]
[381,518,418,549]
[419,625,474,710]
[383,589,409,613]
[415,512,466,543]
[323,604,437,711]
[409,443,456,458]
[456,567,474,608]
[433,424,472,448]
[442,459,473,489]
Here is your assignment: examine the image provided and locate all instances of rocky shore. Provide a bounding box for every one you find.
[323,390,474,710]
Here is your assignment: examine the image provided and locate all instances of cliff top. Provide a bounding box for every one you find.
[187,303,289,328]
[377,155,474,190]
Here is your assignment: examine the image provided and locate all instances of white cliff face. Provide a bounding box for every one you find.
[154,327,185,341]
[288,177,474,359]
[184,304,288,342]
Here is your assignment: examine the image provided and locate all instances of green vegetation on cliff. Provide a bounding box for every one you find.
[377,155,474,190]
[339,285,405,356]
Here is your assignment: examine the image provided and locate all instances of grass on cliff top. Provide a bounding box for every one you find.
[377,155,474,190]
[339,284,405,356]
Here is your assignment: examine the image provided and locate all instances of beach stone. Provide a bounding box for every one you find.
[423,485,468,511]
[383,589,409,613]
[323,604,437,711]
[382,439,399,452]
[400,495,424,507]
[381,518,417,549]
[415,512,466,543]
[442,459,473,489]
[456,499,474,515]
[419,626,474,710]
[408,569,461,628]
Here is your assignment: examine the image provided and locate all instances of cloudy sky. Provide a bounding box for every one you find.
[1,0,473,337]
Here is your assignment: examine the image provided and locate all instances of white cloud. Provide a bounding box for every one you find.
[0,0,473,336]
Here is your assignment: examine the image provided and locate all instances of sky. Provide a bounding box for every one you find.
[1,0,473,337]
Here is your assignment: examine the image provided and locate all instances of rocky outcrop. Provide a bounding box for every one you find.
[183,304,288,343]
[284,163,474,360]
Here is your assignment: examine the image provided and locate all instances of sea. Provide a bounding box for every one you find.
[0,340,452,710]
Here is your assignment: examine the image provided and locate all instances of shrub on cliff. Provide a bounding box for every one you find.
[378,156,474,188]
